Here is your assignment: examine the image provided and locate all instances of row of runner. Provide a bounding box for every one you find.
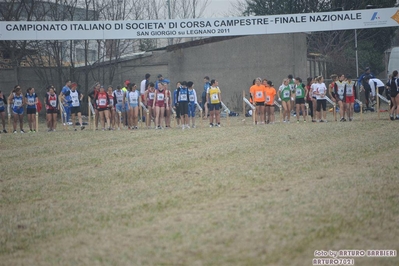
[0,77,223,132]
[2,70,397,133]
[249,74,357,123]
[249,71,397,124]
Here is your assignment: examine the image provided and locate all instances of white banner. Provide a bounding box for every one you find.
[1,8,399,40]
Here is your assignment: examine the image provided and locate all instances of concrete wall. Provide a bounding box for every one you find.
[167,33,307,110]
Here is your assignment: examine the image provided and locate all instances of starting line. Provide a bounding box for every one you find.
[20,93,385,132]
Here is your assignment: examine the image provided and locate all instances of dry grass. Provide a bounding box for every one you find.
[0,111,398,266]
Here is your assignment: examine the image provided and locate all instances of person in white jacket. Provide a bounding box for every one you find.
[366,76,385,108]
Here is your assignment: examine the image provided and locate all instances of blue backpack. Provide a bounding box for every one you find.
[354,102,360,113]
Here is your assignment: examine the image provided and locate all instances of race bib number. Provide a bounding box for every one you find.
[130,95,137,103]
[149,93,155,100]
[157,94,164,101]
[0,101,4,107]
[28,98,34,104]
[189,95,195,102]
[283,91,290,98]
[115,92,123,103]
[72,96,79,106]
[109,99,114,105]
[50,100,56,107]
[296,89,302,97]
[180,94,187,101]
[266,96,270,102]
[99,99,107,106]
[14,99,22,107]
[255,91,263,99]
[211,93,219,101]
[347,87,353,95]
[338,88,344,95]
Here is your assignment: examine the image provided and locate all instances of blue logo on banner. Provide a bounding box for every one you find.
[371,12,380,20]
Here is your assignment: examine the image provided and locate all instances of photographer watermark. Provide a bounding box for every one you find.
[312,249,397,265]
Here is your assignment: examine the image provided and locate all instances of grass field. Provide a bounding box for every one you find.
[1,111,398,266]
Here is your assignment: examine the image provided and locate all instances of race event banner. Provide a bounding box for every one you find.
[1,7,399,40]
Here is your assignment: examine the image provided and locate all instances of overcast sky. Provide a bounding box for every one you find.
[203,0,241,18]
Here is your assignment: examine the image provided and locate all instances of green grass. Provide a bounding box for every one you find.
[0,111,398,265]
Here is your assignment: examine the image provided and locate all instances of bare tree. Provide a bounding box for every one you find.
[0,0,44,86]
[174,0,210,43]
[98,0,141,85]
